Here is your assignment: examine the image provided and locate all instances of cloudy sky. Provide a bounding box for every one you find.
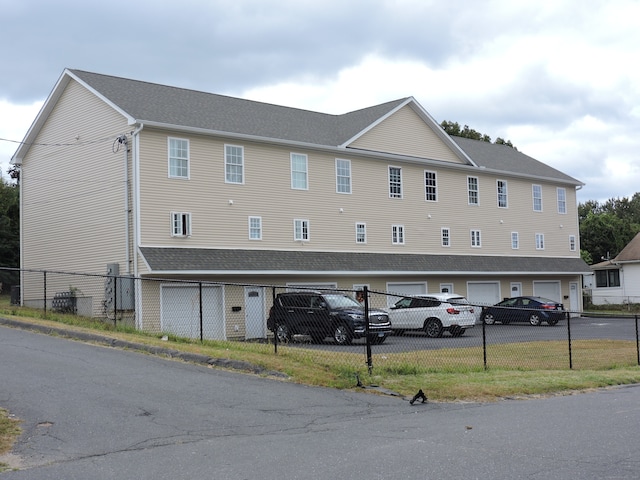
[1,0,638,204]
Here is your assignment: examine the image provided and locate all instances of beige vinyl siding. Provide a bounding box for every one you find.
[21,80,132,311]
[136,128,580,259]
[348,105,465,164]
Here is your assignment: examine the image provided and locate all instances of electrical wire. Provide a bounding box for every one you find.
[0,134,125,148]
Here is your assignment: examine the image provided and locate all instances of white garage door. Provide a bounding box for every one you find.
[466,282,501,308]
[533,281,562,303]
[161,285,225,340]
[385,282,428,308]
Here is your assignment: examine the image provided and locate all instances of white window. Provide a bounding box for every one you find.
[441,227,450,247]
[392,225,405,244]
[532,184,543,212]
[511,232,519,250]
[569,235,576,251]
[291,153,308,190]
[468,176,479,205]
[171,212,191,237]
[557,187,567,214]
[535,233,545,250]
[471,229,481,247]
[168,138,189,179]
[336,159,351,194]
[294,219,309,241]
[225,145,244,184]
[355,222,366,244]
[248,216,262,240]
[389,166,402,198]
[425,170,437,202]
[497,180,508,208]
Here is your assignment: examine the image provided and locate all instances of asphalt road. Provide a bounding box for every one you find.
[2,324,640,479]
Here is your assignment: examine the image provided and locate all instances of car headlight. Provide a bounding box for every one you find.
[348,313,364,320]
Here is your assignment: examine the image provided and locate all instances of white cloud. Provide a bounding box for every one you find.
[0,100,43,181]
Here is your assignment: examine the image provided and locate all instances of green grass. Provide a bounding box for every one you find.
[0,408,21,472]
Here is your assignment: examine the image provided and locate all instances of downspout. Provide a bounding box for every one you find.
[131,124,144,329]
[118,134,132,275]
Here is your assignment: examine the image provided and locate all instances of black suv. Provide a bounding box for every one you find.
[267,292,392,345]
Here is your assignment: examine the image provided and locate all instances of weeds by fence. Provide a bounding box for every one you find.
[2,267,639,374]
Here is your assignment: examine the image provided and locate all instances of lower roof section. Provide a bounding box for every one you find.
[139,247,591,276]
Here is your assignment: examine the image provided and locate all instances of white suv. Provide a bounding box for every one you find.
[387,293,476,337]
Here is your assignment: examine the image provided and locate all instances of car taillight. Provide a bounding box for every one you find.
[541,304,556,310]
[446,307,460,314]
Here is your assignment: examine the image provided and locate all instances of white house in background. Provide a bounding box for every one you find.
[591,232,640,305]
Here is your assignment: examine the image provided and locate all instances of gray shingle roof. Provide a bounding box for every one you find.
[139,247,591,275]
[451,136,582,185]
[69,69,407,146]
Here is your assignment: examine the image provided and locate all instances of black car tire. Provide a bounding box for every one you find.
[275,323,291,343]
[370,335,387,345]
[424,318,443,338]
[450,327,466,337]
[529,313,542,326]
[482,313,496,325]
[333,324,353,345]
[547,318,559,326]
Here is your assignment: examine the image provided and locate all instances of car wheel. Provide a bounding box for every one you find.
[547,318,559,326]
[450,327,466,337]
[424,318,443,338]
[275,324,291,343]
[529,313,542,326]
[370,335,387,345]
[333,324,353,345]
[483,313,496,325]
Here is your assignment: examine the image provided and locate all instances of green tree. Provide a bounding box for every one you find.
[440,120,516,149]
[579,212,635,264]
[0,177,19,290]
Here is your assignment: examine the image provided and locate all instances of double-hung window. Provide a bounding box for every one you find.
[511,232,519,250]
[532,184,543,212]
[171,212,191,237]
[248,216,262,240]
[389,167,402,198]
[471,229,481,248]
[535,233,545,250]
[569,235,576,251]
[392,225,405,244]
[294,219,309,241]
[557,188,567,214]
[468,177,479,205]
[497,180,508,208]
[291,153,308,190]
[424,171,437,202]
[441,227,450,247]
[336,159,351,194]
[225,145,244,184]
[168,138,189,179]
[355,223,366,244]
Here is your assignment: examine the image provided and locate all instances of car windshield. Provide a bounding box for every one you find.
[323,294,361,309]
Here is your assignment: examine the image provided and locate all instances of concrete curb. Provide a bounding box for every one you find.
[0,317,288,379]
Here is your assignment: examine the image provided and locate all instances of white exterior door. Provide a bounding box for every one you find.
[244,287,265,339]
[161,285,225,340]
[569,282,580,317]
[510,282,522,297]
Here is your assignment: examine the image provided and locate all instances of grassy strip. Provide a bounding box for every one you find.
[1,297,640,403]
[0,408,21,472]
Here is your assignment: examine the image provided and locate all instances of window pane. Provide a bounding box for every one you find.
[468,177,478,205]
[336,159,351,193]
[225,145,244,183]
[169,138,189,178]
[291,153,308,189]
[425,171,437,201]
[389,167,402,198]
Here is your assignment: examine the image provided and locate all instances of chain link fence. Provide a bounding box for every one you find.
[2,267,639,372]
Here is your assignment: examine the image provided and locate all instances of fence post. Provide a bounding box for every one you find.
[272,286,278,354]
[482,314,487,370]
[43,270,47,318]
[199,282,203,342]
[113,276,118,327]
[364,286,372,374]
[566,310,573,369]
[636,313,640,365]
